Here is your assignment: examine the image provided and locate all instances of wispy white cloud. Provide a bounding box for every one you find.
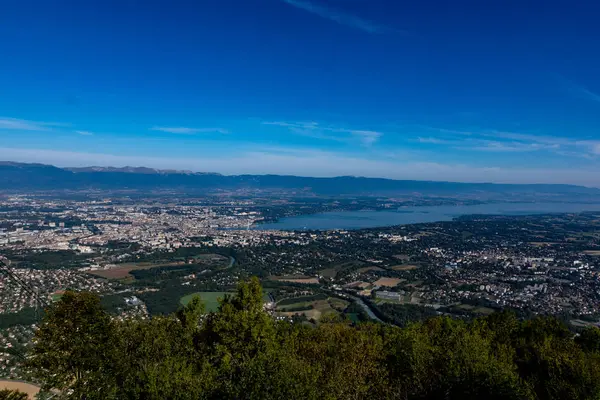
[75,130,94,136]
[264,120,383,146]
[150,126,229,135]
[281,0,392,34]
[417,133,551,152]
[415,125,600,157]
[418,137,454,145]
[576,86,600,103]
[464,141,560,153]
[576,140,600,155]
[351,130,381,146]
[560,77,600,103]
[419,126,570,146]
[0,117,66,131]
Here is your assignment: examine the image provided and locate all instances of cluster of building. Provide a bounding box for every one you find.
[1,197,600,350]
[0,197,316,254]
[0,325,33,379]
[0,266,114,313]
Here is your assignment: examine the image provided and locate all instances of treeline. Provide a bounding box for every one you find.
[129,263,207,281]
[370,301,440,327]
[276,293,327,306]
[132,246,239,264]
[4,250,91,270]
[0,307,42,329]
[27,279,600,400]
[0,389,28,400]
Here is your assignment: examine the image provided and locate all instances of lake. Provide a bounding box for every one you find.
[255,202,600,231]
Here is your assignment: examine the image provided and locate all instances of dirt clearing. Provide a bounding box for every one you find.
[0,380,40,399]
[271,276,320,284]
[391,264,418,271]
[89,261,185,279]
[373,277,404,287]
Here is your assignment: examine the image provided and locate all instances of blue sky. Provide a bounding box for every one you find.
[1,0,600,185]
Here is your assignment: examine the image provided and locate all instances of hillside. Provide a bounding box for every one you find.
[1,162,600,199]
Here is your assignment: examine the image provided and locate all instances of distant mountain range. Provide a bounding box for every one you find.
[1,161,600,199]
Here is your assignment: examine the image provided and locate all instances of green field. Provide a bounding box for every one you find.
[51,293,64,302]
[180,292,233,312]
[346,313,360,323]
[275,296,350,322]
[180,290,272,312]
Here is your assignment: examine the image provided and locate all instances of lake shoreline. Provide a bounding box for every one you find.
[254,202,600,231]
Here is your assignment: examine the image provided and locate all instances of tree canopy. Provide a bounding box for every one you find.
[0,389,28,400]
[26,278,600,399]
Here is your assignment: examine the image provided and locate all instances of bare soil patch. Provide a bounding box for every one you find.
[0,380,40,399]
[89,261,185,279]
[271,276,320,284]
[344,281,370,289]
[391,264,419,271]
[357,266,384,273]
[373,277,403,287]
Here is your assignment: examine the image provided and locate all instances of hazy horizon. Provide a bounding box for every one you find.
[3,157,600,188]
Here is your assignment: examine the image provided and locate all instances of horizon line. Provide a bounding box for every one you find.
[0,160,594,188]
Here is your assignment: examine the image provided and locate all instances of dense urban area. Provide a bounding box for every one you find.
[2,193,600,396]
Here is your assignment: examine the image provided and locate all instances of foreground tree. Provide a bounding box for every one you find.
[386,316,529,399]
[0,389,28,400]
[27,291,116,399]
[26,280,600,400]
[110,297,215,399]
[199,277,279,398]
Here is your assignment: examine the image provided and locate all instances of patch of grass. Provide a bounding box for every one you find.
[328,298,349,310]
[181,290,273,312]
[180,292,233,312]
[473,307,495,315]
[276,297,346,322]
[51,293,64,302]
[346,313,360,323]
[319,268,338,278]
[277,294,327,306]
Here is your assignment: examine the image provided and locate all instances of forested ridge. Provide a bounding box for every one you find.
[19,278,600,399]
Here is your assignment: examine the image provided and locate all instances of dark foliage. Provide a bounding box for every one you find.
[27,281,600,400]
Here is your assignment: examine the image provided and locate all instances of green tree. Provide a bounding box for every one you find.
[199,277,277,398]
[110,315,214,399]
[0,389,28,400]
[513,318,600,400]
[25,279,600,400]
[296,322,389,399]
[27,291,116,399]
[387,317,529,399]
[576,327,600,354]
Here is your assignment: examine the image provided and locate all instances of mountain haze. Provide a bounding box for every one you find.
[1,162,599,199]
